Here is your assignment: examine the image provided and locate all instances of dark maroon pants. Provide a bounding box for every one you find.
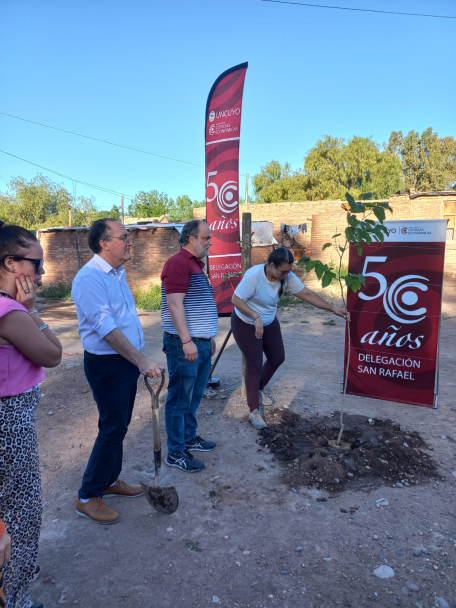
[231,312,285,412]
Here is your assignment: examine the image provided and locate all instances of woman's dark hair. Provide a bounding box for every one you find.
[267,246,294,299]
[178,220,204,247]
[0,220,38,273]
[88,218,118,254]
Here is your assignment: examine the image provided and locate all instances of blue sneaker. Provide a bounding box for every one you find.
[185,435,217,452]
[165,450,205,472]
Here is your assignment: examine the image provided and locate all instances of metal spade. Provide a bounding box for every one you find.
[141,371,179,514]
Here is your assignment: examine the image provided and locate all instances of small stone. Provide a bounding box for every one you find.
[373,535,379,540]
[224,536,229,540]
[323,557,332,562]
[167,527,173,532]
[452,471,456,477]
[396,482,404,488]
[396,551,404,557]
[243,550,250,555]
[291,487,297,493]
[205,410,213,415]
[81,389,88,394]
[401,587,410,597]
[235,561,241,567]
[295,546,303,552]
[376,498,389,507]
[440,435,447,439]
[403,442,409,447]
[405,582,419,592]
[212,596,220,604]
[48,411,54,415]
[347,472,353,478]
[421,548,430,555]
[436,598,450,608]
[43,576,51,583]
[281,570,288,575]
[373,565,395,579]
[413,550,421,557]
[334,478,340,483]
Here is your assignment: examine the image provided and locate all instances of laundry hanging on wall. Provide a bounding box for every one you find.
[280,223,307,235]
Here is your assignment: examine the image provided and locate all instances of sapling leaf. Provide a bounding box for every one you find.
[362,192,373,200]
[322,243,332,251]
[296,256,310,266]
[305,260,319,272]
[356,243,363,256]
[332,233,341,238]
[322,271,334,288]
[357,273,366,285]
[345,192,356,205]
[315,264,325,280]
[373,206,386,222]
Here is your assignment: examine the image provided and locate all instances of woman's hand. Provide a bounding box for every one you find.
[0,531,11,567]
[332,305,350,321]
[254,316,264,339]
[15,275,36,312]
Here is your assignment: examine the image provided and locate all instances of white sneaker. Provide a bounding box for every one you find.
[259,391,273,406]
[249,409,267,429]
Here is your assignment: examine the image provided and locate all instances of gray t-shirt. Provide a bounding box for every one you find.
[234,264,305,326]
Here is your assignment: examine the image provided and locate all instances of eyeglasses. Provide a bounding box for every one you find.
[2,256,44,272]
[107,235,133,244]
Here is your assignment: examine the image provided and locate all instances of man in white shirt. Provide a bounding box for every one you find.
[72,218,161,525]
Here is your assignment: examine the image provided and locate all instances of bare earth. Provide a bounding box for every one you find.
[30,279,456,608]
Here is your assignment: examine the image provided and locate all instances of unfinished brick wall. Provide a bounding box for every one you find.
[39,227,182,290]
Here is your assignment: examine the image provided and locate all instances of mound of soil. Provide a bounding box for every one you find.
[258,411,439,493]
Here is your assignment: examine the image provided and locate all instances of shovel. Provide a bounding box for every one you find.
[140,371,179,514]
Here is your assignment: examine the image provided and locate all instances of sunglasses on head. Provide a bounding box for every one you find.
[2,255,44,272]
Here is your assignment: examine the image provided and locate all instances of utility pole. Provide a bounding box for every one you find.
[241,212,252,398]
[68,202,72,227]
[245,173,249,205]
[121,194,125,224]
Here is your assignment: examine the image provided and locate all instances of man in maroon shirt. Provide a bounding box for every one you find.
[161,220,218,472]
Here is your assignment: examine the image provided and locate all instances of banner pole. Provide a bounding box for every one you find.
[241,212,252,398]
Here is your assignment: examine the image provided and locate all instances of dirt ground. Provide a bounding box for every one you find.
[29,278,456,608]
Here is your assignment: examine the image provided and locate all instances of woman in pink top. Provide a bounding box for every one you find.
[0,220,62,608]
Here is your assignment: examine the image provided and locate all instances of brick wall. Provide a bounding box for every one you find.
[39,227,182,290]
[39,193,456,290]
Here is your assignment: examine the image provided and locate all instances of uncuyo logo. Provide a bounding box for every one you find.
[209,111,215,123]
[358,256,428,324]
[401,227,408,235]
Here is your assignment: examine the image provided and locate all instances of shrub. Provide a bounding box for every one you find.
[38,283,73,301]
[133,284,162,311]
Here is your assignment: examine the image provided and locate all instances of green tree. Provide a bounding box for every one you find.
[168,195,205,221]
[128,190,174,217]
[304,136,403,200]
[387,127,456,191]
[0,174,121,228]
[252,160,308,203]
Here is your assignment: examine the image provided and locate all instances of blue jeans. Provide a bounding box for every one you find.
[79,351,140,499]
[163,333,212,454]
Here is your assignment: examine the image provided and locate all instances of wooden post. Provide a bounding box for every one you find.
[121,194,125,224]
[245,173,249,205]
[241,212,252,398]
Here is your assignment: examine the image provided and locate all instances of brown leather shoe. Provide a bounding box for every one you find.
[75,497,120,524]
[102,479,144,498]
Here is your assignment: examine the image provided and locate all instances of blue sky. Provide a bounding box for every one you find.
[1,0,455,210]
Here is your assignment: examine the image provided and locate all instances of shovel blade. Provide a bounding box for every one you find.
[141,481,179,514]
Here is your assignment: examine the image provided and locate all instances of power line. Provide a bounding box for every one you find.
[0,111,204,169]
[259,0,456,19]
[0,148,136,201]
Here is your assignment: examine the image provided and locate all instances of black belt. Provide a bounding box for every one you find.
[163,331,211,342]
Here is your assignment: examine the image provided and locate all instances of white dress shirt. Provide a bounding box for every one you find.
[72,254,145,355]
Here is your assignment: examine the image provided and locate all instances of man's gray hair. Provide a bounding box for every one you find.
[178,219,205,247]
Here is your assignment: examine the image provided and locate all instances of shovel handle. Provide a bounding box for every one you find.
[144,370,165,405]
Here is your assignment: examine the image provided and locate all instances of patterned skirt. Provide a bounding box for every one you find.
[0,387,42,608]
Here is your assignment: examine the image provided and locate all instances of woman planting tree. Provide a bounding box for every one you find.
[231,246,347,430]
